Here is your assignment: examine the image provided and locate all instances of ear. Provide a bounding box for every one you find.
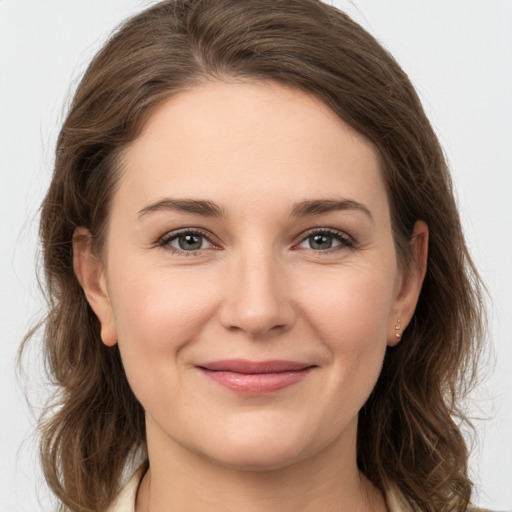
[73,227,117,346]
[388,221,429,346]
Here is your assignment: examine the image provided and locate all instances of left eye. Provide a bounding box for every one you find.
[164,231,213,252]
[297,230,351,251]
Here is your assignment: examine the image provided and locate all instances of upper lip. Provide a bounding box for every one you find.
[198,359,315,374]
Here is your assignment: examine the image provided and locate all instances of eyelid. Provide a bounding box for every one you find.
[294,227,355,251]
[157,227,220,255]
[155,226,355,255]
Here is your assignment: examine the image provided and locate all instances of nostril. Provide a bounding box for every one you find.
[219,259,296,336]
[220,304,295,338]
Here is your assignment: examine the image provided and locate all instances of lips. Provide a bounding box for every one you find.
[197,359,315,394]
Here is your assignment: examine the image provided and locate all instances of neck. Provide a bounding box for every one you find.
[136,418,387,512]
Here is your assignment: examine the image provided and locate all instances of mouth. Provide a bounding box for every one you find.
[196,359,316,395]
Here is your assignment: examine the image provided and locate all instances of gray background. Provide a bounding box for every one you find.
[1,1,511,509]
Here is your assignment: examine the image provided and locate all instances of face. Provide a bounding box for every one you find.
[78,81,424,472]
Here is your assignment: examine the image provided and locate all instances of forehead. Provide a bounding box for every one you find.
[116,80,387,216]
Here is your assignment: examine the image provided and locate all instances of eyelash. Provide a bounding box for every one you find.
[157,227,356,256]
[297,228,355,252]
[157,228,216,256]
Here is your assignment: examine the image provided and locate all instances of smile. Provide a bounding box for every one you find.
[197,359,316,395]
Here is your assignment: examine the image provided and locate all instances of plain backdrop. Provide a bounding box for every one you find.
[1,1,511,510]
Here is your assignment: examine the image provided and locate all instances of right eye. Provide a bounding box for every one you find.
[159,229,215,254]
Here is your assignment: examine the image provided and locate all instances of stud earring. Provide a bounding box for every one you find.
[395,319,402,340]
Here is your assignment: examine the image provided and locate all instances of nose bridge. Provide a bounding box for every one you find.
[220,242,295,337]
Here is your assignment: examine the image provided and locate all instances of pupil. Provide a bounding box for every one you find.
[179,234,202,250]
[311,234,332,250]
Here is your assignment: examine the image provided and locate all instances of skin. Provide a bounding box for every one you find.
[74,81,428,512]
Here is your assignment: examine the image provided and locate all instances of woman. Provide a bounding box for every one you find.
[29,0,489,511]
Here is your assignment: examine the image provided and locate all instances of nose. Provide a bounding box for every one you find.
[219,250,296,338]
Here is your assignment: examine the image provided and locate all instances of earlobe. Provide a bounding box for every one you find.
[388,221,429,346]
[73,227,118,347]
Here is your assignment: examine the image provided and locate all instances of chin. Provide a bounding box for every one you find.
[203,441,307,472]
[190,420,324,472]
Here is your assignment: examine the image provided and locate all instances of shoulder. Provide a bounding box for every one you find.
[386,486,508,512]
[106,466,144,512]
[468,509,508,512]
[468,505,511,512]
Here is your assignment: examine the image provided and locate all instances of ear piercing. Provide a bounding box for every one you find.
[395,319,402,340]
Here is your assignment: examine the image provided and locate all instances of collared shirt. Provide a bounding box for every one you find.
[107,467,414,512]
[107,467,500,512]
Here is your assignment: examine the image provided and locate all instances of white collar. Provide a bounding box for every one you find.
[107,467,412,512]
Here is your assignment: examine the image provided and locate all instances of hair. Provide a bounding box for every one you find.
[25,1,486,511]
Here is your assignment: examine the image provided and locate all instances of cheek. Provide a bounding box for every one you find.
[298,265,395,398]
[302,264,395,344]
[111,263,218,334]
[107,265,221,387]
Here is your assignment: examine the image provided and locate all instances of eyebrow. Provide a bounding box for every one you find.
[137,197,372,221]
[290,198,373,221]
[138,198,226,219]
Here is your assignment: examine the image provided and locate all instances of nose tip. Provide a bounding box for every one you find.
[219,259,296,338]
[223,299,291,338]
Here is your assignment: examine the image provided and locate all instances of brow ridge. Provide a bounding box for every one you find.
[291,198,373,220]
[137,198,225,218]
[137,197,372,220]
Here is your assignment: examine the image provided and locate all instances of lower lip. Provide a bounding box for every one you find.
[198,368,314,395]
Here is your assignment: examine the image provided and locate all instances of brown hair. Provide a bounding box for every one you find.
[26,1,485,510]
